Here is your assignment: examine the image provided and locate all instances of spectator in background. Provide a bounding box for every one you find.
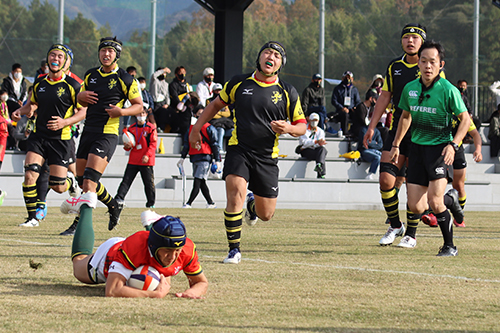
[358,126,383,180]
[150,66,171,131]
[0,89,17,151]
[331,70,361,136]
[488,104,500,158]
[178,110,221,209]
[126,66,137,78]
[351,89,378,142]
[302,73,326,129]
[208,83,233,152]
[137,77,155,126]
[197,67,215,107]
[2,63,28,114]
[168,66,193,136]
[115,109,157,209]
[369,74,384,96]
[297,112,327,179]
[35,59,48,78]
[0,103,6,206]
[122,66,139,127]
[457,80,471,113]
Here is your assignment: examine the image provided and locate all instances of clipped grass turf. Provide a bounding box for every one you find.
[0,206,499,332]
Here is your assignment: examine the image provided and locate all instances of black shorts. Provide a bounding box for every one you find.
[26,132,72,167]
[407,143,453,186]
[223,145,279,198]
[453,145,467,170]
[383,129,412,157]
[76,131,118,162]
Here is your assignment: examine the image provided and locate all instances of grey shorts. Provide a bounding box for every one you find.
[193,161,210,180]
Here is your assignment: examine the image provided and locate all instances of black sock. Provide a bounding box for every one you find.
[435,210,454,247]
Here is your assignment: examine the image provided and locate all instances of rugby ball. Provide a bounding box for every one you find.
[127,265,160,291]
[122,131,136,147]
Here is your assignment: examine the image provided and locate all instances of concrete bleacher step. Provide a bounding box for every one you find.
[1,130,498,210]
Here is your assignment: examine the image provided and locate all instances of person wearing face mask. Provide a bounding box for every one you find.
[331,70,361,137]
[35,59,49,78]
[137,77,155,126]
[197,67,215,107]
[297,112,327,179]
[302,73,327,129]
[369,74,384,96]
[2,63,28,114]
[168,66,193,136]
[114,109,157,210]
[150,66,171,132]
[351,89,380,142]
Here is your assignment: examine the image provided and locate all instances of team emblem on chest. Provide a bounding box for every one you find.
[57,86,65,98]
[108,78,117,90]
[271,91,282,105]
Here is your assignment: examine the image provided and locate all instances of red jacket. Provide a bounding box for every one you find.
[123,122,157,166]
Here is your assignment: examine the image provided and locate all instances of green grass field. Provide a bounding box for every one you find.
[0,206,499,332]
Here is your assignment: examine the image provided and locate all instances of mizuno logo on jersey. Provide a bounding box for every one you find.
[108,79,117,90]
[39,87,46,93]
[90,78,97,84]
[271,91,282,105]
[394,69,402,75]
[409,90,418,97]
[57,87,65,97]
[96,148,104,153]
[242,89,253,95]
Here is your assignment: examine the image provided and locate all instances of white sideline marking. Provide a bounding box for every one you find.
[2,238,499,283]
[203,256,500,283]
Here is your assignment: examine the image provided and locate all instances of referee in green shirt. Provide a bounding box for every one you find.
[390,40,470,256]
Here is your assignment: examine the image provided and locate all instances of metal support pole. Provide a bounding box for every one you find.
[319,0,325,87]
[472,0,479,115]
[148,0,157,82]
[58,0,64,44]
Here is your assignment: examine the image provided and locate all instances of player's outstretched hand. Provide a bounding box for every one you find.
[175,291,205,299]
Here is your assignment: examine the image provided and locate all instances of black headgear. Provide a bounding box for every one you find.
[401,23,427,43]
[148,216,186,266]
[46,44,70,74]
[98,36,122,64]
[256,41,287,76]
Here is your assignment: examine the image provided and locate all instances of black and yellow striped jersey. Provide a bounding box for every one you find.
[81,66,140,135]
[382,54,420,130]
[219,72,306,158]
[31,74,83,140]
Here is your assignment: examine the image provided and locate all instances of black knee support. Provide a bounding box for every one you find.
[76,175,84,187]
[24,163,42,173]
[83,168,102,184]
[380,162,400,178]
[49,175,67,187]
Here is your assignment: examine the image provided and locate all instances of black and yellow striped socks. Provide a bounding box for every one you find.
[224,210,243,250]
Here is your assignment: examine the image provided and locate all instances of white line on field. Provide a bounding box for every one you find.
[202,256,500,283]
[2,238,499,283]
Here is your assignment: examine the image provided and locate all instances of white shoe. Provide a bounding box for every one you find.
[397,235,417,248]
[140,210,163,228]
[182,204,192,209]
[379,224,405,246]
[60,192,97,214]
[223,248,241,264]
[67,172,81,198]
[206,203,217,209]
[19,218,39,227]
[365,173,375,180]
